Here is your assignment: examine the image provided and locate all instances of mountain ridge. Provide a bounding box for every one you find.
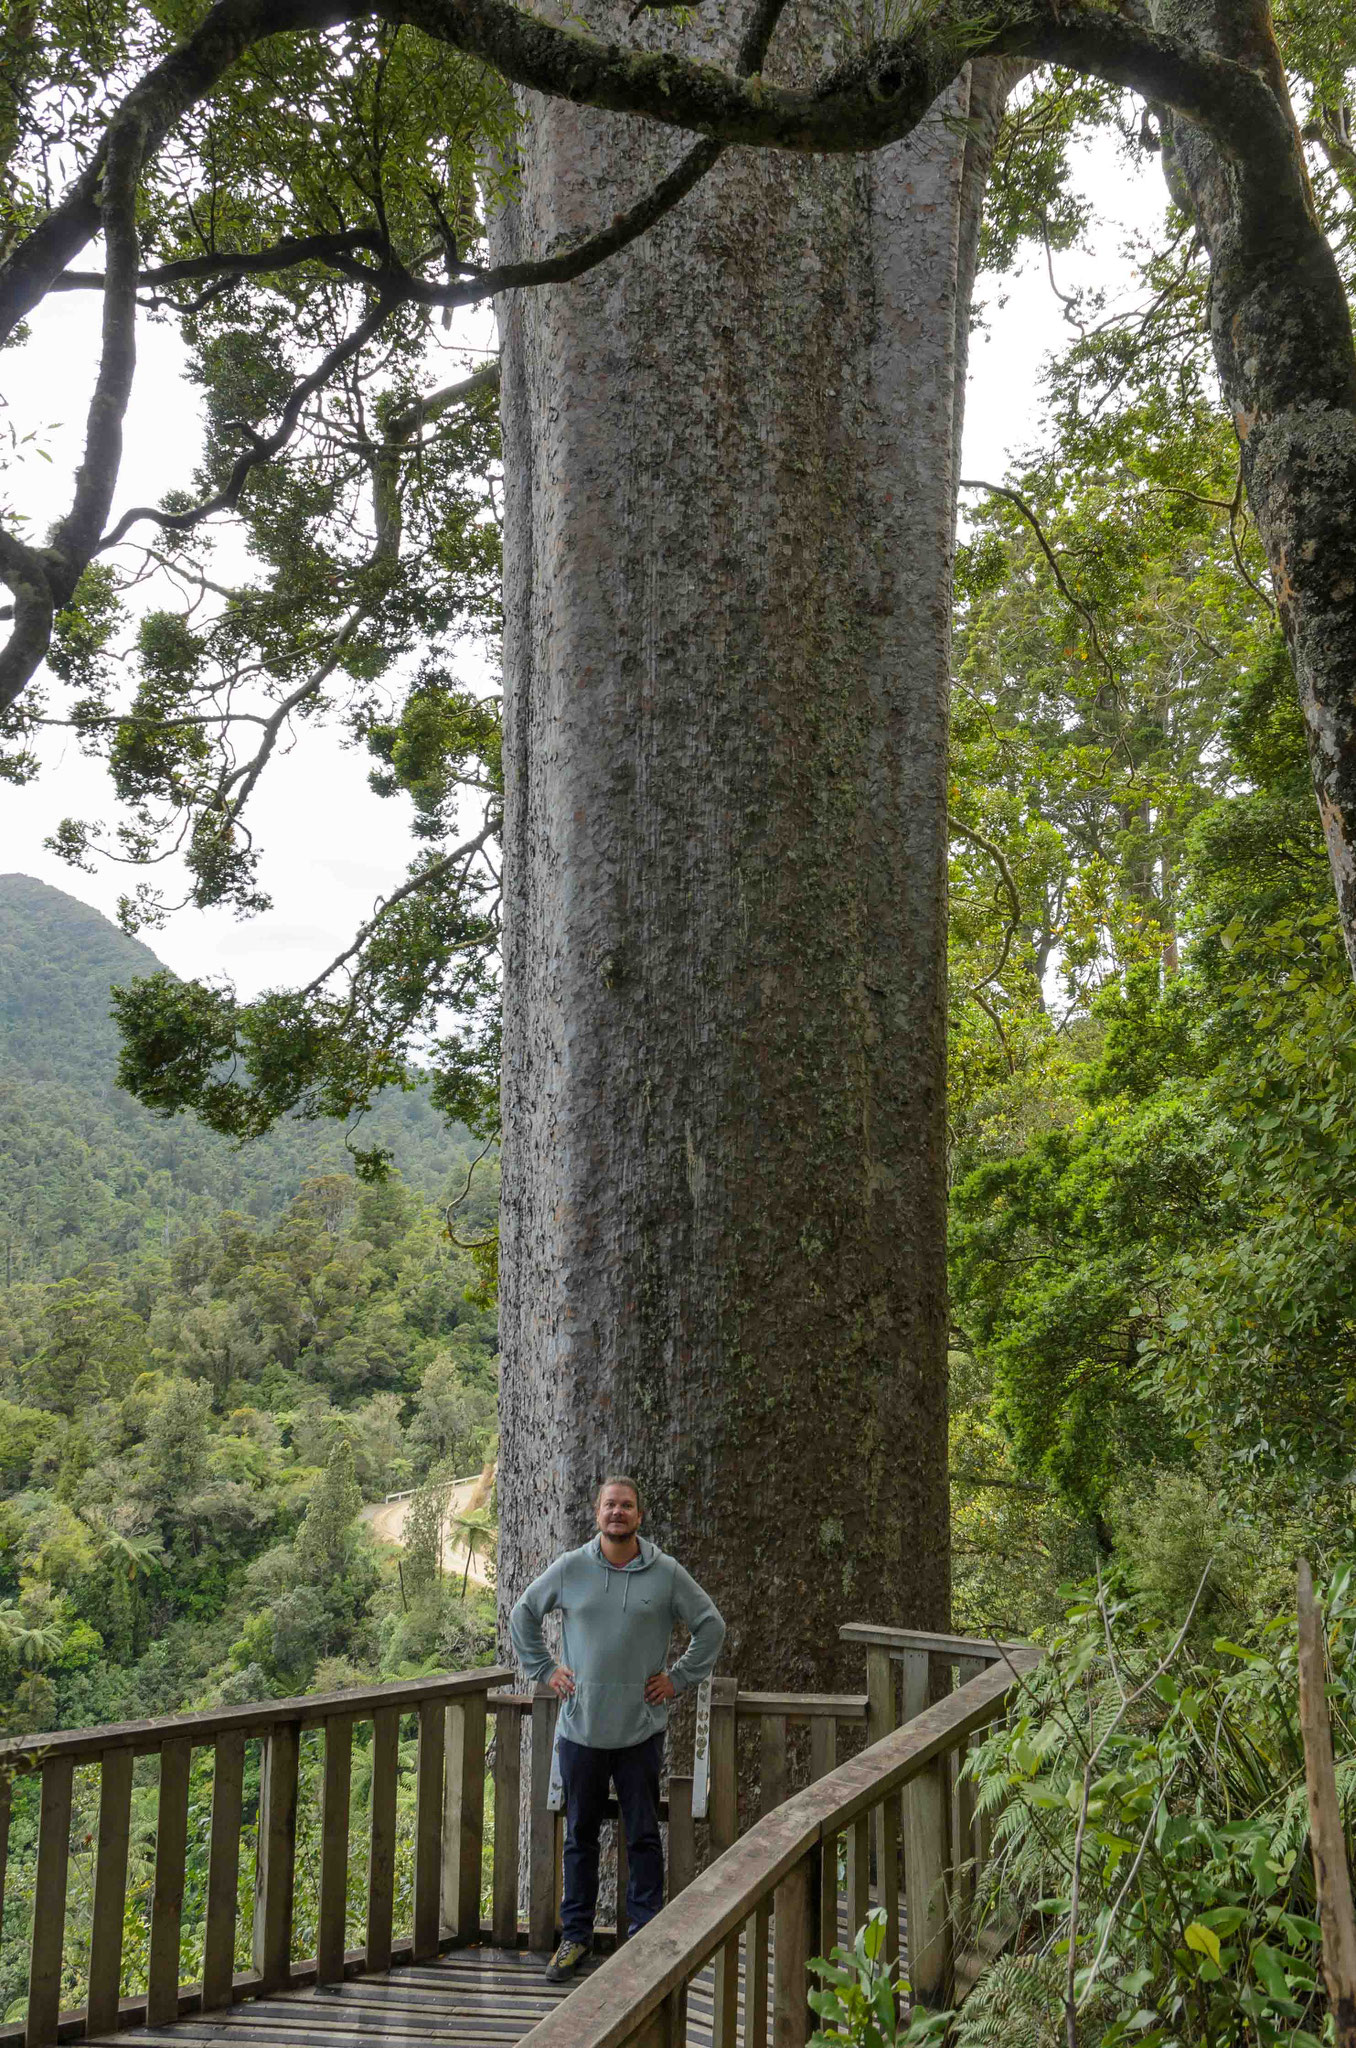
[0,874,478,1282]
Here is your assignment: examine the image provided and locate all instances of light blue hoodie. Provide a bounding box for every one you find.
[509,1536,726,1750]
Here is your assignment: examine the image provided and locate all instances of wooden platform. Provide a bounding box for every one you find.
[91,1894,908,2048]
[92,1954,575,2048]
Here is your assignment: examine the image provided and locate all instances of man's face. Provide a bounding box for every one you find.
[596,1484,642,1541]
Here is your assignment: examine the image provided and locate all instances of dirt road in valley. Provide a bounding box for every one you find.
[361,1464,495,1590]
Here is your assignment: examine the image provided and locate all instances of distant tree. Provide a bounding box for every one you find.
[138,1376,211,1508]
[295,1437,362,1577]
[402,1472,451,1593]
[407,1354,494,1476]
[340,1391,409,1494]
[24,1271,141,1414]
[0,1400,62,1490]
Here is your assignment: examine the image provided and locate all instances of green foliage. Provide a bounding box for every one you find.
[2,0,515,1159]
[809,1909,951,2048]
[296,1438,362,1575]
[954,1562,1355,2048]
[0,875,501,1763]
[944,90,1356,1626]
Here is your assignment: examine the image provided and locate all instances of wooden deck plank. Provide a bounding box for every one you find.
[84,1879,908,2048]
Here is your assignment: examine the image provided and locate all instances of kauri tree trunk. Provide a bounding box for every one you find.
[493,27,1009,1688]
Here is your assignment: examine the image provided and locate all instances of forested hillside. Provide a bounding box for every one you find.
[0,875,496,1283]
[0,875,499,1754]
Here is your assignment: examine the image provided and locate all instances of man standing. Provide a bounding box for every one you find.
[509,1475,726,1981]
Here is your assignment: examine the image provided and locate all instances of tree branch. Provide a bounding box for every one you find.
[0,0,1294,359]
[48,227,396,296]
[951,811,1025,996]
[384,360,501,443]
[0,0,1315,726]
[99,294,399,548]
[960,476,1115,682]
[215,609,369,824]
[0,0,357,345]
[375,0,1292,174]
[300,820,499,998]
[51,119,142,577]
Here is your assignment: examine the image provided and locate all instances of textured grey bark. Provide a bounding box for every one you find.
[1152,0,1356,966]
[494,22,1009,1690]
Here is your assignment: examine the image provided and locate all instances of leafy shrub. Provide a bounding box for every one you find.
[956,1565,1351,2047]
[809,1908,944,2048]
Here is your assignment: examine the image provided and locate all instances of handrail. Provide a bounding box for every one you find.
[736,1692,867,1720]
[0,1665,514,1769]
[839,1623,1031,1662]
[0,1631,1035,2048]
[519,1648,1040,2048]
[1,1664,515,2048]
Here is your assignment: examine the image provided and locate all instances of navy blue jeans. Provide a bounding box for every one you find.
[557,1731,664,1944]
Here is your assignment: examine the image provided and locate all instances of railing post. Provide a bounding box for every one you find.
[759,1714,787,1817]
[901,1649,929,1723]
[865,1647,893,1746]
[147,1737,192,2024]
[846,1808,870,1932]
[529,1687,558,1952]
[772,1852,812,2048]
[443,1687,488,1942]
[952,1655,986,1920]
[414,1698,447,1961]
[810,1717,838,1958]
[26,1756,73,2048]
[878,1789,900,1974]
[708,1676,739,1855]
[316,1717,353,1987]
[899,1644,946,1994]
[746,1899,770,2048]
[87,1748,133,2035]
[667,1773,695,1899]
[616,1819,630,1945]
[711,1928,740,2048]
[365,1707,399,1972]
[904,1752,952,2005]
[865,1649,896,1957]
[203,1730,246,2009]
[491,1701,522,1947]
[254,1723,300,1991]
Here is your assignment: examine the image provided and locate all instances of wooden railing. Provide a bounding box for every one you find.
[0,1625,1033,2048]
[840,1624,1030,2002]
[517,1634,1040,2048]
[0,1667,513,2048]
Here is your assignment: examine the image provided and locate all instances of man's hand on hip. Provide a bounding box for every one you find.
[548,1665,575,1699]
[644,1671,676,1705]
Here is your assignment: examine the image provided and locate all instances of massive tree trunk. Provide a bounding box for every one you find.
[493,21,1009,1689]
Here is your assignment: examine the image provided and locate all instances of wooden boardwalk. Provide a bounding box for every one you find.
[6,1640,1031,2048]
[93,1895,909,2048]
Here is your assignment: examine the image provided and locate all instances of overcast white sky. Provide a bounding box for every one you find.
[0,124,1166,995]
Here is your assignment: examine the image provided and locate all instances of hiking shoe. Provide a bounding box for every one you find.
[545,1938,591,1983]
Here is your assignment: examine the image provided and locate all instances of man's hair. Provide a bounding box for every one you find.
[595,1474,643,1513]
